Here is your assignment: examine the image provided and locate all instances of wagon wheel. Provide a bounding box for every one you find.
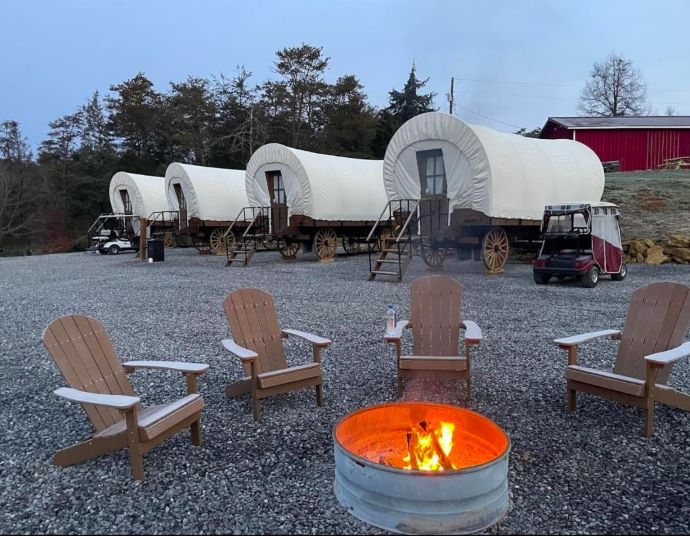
[314,227,338,260]
[376,229,395,252]
[278,239,301,258]
[194,235,211,254]
[420,238,445,269]
[209,228,230,254]
[163,232,174,248]
[482,227,509,273]
[261,238,278,250]
[342,235,361,254]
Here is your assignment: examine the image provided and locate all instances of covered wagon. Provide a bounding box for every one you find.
[165,163,249,254]
[87,172,174,252]
[232,143,388,264]
[370,112,605,279]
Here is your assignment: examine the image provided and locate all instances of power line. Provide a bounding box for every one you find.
[453,104,525,130]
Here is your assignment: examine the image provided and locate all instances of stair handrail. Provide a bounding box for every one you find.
[394,199,420,242]
[366,201,394,242]
[241,207,269,239]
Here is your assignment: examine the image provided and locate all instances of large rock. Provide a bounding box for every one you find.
[645,245,669,265]
[667,234,690,248]
[628,239,647,257]
[664,247,690,263]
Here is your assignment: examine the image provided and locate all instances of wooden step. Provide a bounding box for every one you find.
[371,270,399,276]
[376,258,401,264]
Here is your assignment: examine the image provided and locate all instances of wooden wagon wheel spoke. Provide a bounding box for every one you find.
[482,227,509,273]
[278,239,300,258]
[342,235,361,254]
[314,228,338,260]
[209,227,229,254]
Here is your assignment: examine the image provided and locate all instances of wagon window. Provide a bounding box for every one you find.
[266,172,286,205]
[416,150,447,198]
[119,190,132,215]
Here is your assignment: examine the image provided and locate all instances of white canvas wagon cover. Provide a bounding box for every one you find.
[109,172,169,218]
[245,143,387,221]
[165,163,249,222]
[384,112,605,220]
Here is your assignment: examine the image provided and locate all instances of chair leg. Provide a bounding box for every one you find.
[643,399,655,437]
[124,412,145,481]
[190,418,202,446]
[567,387,577,413]
[315,383,324,406]
[252,396,262,422]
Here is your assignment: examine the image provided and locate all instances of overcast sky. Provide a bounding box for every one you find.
[2,0,690,148]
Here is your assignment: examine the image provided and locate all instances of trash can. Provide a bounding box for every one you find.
[146,238,165,262]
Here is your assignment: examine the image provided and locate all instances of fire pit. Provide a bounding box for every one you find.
[333,402,510,534]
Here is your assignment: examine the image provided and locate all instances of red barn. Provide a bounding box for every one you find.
[540,116,690,171]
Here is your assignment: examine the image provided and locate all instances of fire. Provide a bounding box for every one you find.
[402,420,457,471]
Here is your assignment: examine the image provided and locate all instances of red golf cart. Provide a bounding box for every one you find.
[533,202,626,287]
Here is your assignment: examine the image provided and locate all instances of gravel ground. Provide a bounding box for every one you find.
[1,248,689,535]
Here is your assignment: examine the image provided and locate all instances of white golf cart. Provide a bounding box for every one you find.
[533,202,627,287]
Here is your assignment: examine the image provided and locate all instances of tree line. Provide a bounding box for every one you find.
[1,46,658,255]
[0,44,437,254]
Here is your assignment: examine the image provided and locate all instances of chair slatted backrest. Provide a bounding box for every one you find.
[410,275,463,356]
[42,315,135,432]
[224,289,288,375]
[614,282,690,383]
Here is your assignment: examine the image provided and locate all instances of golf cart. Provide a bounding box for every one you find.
[97,229,140,255]
[533,202,626,287]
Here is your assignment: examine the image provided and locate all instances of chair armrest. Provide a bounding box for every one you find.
[462,320,482,344]
[384,320,410,342]
[644,342,690,366]
[554,329,621,347]
[123,360,209,374]
[281,329,332,347]
[221,338,258,362]
[54,387,140,410]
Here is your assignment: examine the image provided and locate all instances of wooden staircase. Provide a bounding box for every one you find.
[367,199,420,281]
[225,207,269,268]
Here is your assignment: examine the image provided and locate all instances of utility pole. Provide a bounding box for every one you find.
[448,77,454,115]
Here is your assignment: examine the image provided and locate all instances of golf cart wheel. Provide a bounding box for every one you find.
[581,266,600,288]
[533,273,551,285]
[611,263,627,281]
[108,244,120,255]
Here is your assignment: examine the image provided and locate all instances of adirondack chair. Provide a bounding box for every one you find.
[384,275,482,398]
[554,281,690,436]
[42,314,208,480]
[222,289,332,421]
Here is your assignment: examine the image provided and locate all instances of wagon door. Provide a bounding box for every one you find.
[416,149,449,237]
[119,190,133,215]
[266,171,288,234]
[173,183,187,227]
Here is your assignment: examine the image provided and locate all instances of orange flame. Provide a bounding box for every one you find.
[402,421,457,471]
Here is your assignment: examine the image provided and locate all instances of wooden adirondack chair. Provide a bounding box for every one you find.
[42,314,208,480]
[222,289,332,421]
[554,282,690,436]
[385,275,482,398]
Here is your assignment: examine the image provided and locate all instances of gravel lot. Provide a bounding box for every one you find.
[1,248,689,534]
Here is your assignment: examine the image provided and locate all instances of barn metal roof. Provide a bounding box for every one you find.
[547,116,690,129]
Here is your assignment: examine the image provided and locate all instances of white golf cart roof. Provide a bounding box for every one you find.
[543,201,619,212]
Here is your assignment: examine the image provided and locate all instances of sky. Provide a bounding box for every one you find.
[2,0,690,149]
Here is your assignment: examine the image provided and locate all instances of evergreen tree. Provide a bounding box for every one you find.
[169,76,215,165]
[371,63,436,158]
[79,91,114,165]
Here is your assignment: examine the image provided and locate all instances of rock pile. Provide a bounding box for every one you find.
[623,235,690,265]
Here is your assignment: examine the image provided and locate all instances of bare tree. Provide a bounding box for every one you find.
[665,105,677,116]
[578,51,648,116]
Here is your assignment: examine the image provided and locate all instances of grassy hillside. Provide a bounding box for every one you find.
[602,170,690,241]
